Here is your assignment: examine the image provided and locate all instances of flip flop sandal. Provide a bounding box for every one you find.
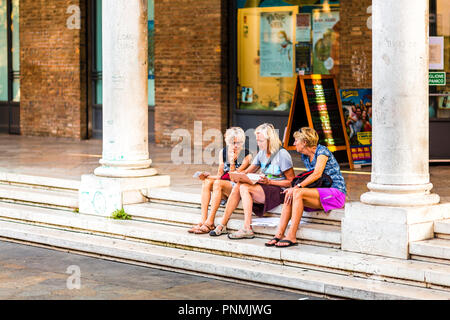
[275,240,298,248]
[193,224,215,234]
[188,223,203,233]
[265,237,281,247]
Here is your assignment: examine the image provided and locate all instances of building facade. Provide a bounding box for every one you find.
[0,0,449,159]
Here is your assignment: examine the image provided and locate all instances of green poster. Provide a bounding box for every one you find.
[312,10,339,75]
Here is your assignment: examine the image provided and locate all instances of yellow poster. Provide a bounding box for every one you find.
[238,6,298,111]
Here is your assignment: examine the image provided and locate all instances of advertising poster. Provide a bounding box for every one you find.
[296,13,311,42]
[340,89,373,165]
[260,11,294,77]
[295,42,312,74]
[429,36,444,70]
[312,10,339,75]
[148,0,155,106]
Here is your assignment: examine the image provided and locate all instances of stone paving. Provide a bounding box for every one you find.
[0,240,322,300]
[0,133,448,202]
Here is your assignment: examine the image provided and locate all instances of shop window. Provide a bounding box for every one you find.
[237,0,340,111]
[0,0,7,101]
[0,0,18,102]
[11,0,18,101]
[429,0,450,119]
[94,0,102,105]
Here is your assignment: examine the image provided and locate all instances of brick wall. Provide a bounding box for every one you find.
[154,0,228,146]
[20,0,87,139]
[16,0,372,142]
[339,0,373,89]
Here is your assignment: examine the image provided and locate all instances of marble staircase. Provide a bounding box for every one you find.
[1,172,450,299]
[410,218,450,264]
[0,172,79,210]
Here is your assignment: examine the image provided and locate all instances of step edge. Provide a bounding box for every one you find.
[1,207,450,289]
[1,221,449,300]
[0,171,80,191]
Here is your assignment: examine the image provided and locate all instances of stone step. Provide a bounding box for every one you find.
[435,219,450,239]
[410,238,450,265]
[124,202,341,247]
[145,187,344,225]
[1,201,450,292]
[0,184,78,209]
[1,219,450,300]
[0,171,80,191]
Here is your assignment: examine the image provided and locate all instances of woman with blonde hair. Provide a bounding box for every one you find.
[209,123,295,239]
[266,127,346,247]
[188,127,252,234]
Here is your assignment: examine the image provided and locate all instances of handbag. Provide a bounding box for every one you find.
[292,170,333,188]
[220,172,231,180]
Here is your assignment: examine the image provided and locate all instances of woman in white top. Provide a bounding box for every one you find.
[188,127,252,234]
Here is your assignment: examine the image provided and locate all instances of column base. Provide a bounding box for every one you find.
[361,183,440,206]
[79,174,170,217]
[94,166,158,178]
[342,202,450,259]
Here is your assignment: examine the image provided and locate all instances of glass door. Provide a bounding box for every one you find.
[429,0,450,160]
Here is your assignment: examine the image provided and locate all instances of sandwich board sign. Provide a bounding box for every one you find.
[284,74,354,170]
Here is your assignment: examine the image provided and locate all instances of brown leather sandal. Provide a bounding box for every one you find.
[187,223,203,233]
[193,223,216,234]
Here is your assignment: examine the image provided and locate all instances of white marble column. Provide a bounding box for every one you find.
[342,0,448,259]
[94,0,156,178]
[361,0,439,206]
[79,0,169,217]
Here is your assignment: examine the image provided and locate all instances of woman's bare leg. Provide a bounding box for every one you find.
[217,183,242,229]
[265,202,292,245]
[205,180,233,226]
[239,183,265,230]
[278,188,322,245]
[199,178,215,223]
[276,202,293,237]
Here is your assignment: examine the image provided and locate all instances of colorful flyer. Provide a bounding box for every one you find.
[260,11,294,77]
[340,89,373,164]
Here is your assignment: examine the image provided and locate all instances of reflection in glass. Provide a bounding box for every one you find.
[237,1,340,111]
